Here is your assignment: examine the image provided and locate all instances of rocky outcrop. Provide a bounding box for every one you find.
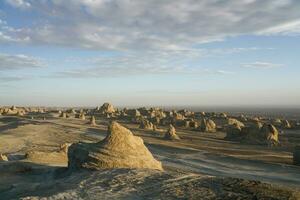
[227,118,245,128]
[98,103,115,114]
[260,124,279,146]
[139,119,154,130]
[200,118,216,132]
[79,113,86,120]
[90,116,96,126]
[59,112,68,118]
[282,120,291,129]
[225,124,243,140]
[68,121,163,170]
[226,122,279,146]
[164,124,180,140]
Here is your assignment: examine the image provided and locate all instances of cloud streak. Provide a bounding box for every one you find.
[0,53,44,71]
[242,62,284,69]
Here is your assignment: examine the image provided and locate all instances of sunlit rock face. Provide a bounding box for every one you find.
[226,122,279,146]
[200,118,217,133]
[164,124,180,140]
[68,121,163,171]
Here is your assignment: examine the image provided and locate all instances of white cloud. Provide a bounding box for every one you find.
[1,0,300,50]
[257,20,300,36]
[242,62,284,69]
[0,53,44,70]
[5,0,31,9]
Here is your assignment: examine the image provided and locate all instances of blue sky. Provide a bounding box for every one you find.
[0,0,300,107]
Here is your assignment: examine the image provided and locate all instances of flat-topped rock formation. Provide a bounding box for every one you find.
[68,121,163,171]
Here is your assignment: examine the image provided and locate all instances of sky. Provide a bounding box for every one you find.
[0,0,300,107]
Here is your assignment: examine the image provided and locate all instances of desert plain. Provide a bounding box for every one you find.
[0,103,300,199]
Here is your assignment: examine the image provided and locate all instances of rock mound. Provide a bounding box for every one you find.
[98,102,115,114]
[68,121,163,171]
[164,124,180,140]
[226,122,279,146]
[200,118,216,132]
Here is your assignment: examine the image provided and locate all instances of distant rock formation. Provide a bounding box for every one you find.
[98,103,115,114]
[226,122,279,146]
[220,113,227,118]
[227,118,245,128]
[68,121,163,170]
[225,124,243,140]
[139,119,154,130]
[293,145,300,166]
[282,119,292,129]
[164,124,180,140]
[272,118,282,127]
[59,112,68,118]
[90,116,96,126]
[200,118,216,132]
[0,154,8,162]
[79,113,86,120]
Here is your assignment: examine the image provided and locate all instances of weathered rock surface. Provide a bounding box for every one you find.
[226,122,279,146]
[200,118,216,132]
[164,124,180,140]
[68,121,163,171]
[139,119,154,130]
[227,118,245,128]
[89,116,96,126]
[98,102,115,114]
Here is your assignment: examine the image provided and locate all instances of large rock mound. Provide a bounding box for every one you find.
[226,122,279,146]
[98,102,115,114]
[68,121,163,171]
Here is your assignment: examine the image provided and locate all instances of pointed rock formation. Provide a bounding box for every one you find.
[79,113,86,120]
[164,124,180,140]
[90,116,96,126]
[68,121,163,170]
[282,119,291,129]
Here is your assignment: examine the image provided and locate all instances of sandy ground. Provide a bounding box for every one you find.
[0,115,300,199]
